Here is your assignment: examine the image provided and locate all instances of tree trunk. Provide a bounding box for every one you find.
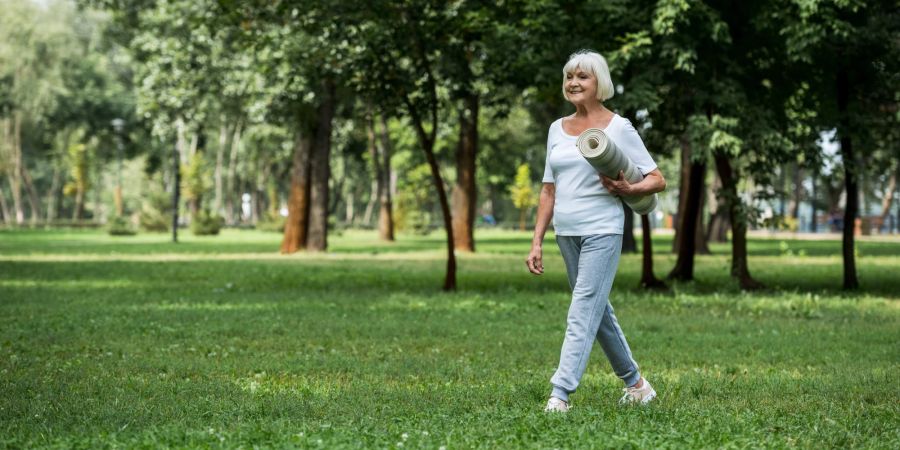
[172,138,180,243]
[404,98,456,290]
[21,162,41,224]
[307,79,336,252]
[837,68,858,290]
[893,164,900,236]
[452,93,478,252]
[714,152,763,290]
[402,28,456,290]
[328,173,342,217]
[672,140,691,253]
[895,164,899,234]
[72,175,85,221]
[281,132,312,253]
[267,178,279,219]
[250,157,261,224]
[622,203,637,253]
[361,178,376,226]
[225,121,242,225]
[365,110,380,227]
[707,171,729,242]
[694,184,710,254]
[10,114,24,224]
[376,115,395,241]
[790,163,802,220]
[810,168,818,233]
[640,214,667,289]
[777,166,786,219]
[214,120,228,215]
[419,134,456,291]
[0,182,11,224]
[0,118,10,224]
[708,209,729,242]
[192,132,207,221]
[669,139,705,281]
[877,169,896,233]
[345,189,355,224]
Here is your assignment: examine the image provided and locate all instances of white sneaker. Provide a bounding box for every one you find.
[544,397,570,413]
[619,378,656,405]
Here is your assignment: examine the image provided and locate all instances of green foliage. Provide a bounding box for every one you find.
[393,164,434,234]
[255,212,285,233]
[190,210,224,236]
[62,143,91,197]
[509,163,538,211]
[139,180,170,232]
[106,215,136,236]
[180,151,211,204]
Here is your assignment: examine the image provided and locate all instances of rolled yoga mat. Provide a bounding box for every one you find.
[576,128,658,215]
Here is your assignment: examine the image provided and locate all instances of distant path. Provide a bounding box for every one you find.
[641,227,900,242]
[746,230,900,243]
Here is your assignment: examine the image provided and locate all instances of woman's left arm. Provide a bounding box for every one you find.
[601,168,666,196]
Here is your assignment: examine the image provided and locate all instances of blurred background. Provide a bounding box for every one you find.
[0,0,897,288]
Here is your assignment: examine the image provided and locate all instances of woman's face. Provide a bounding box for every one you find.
[564,68,597,105]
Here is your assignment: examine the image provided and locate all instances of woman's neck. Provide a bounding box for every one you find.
[573,101,609,119]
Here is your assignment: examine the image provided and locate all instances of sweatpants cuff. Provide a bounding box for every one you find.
[623,371,641,387]
[551,385,571,402]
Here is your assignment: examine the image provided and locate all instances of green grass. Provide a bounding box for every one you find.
[1,228,898,449]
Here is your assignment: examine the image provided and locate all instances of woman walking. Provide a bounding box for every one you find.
[525,50,666,412]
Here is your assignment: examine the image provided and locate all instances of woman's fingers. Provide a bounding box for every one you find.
[525,254,544,275]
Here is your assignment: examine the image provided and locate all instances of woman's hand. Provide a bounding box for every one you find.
[526,244,544,275]
[601,170,633,196]
[601,169,666,196]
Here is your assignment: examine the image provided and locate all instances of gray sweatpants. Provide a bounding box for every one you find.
[550,234,641,402]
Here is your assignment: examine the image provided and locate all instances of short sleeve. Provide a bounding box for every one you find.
[618,119,657,175]
[542,126,554,183]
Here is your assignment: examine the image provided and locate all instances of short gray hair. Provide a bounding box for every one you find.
[562,50,614,102]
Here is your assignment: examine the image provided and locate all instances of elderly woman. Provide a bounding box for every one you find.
[526,50,666,412]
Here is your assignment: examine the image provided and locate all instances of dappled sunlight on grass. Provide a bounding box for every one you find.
[364,292,522,313]
[0,278,142,289]
[128,301,277,312]
[1,228,898,448]
[233,372,344,398]
[0,250,453,263]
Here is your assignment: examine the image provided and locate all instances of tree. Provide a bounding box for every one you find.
[639,214,667,289]
[509,163,538,231]
[63,143,91,220]
[365,108,395,241]
[779,0,899,289]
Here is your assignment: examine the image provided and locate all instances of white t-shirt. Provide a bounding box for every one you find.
[542,114,657,236]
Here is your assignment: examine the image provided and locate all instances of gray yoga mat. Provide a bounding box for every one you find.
[576,128,658,215]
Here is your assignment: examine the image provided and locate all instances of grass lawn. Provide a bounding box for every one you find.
[1,228,898,449]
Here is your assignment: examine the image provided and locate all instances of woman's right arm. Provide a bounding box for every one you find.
[526,183,555,275]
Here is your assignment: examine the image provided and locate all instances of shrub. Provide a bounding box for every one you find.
[140,188,170,232]
[256,211,285,233]
[191,211,225,236]
[107,216,137,236]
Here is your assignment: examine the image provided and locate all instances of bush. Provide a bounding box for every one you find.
[140,189,170,232]
[191,211,224,236]
[42,220,103,229]
[256,212,285,233]
[107,216,137,236]
[394,164,435,235]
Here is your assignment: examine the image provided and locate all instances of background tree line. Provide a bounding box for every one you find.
[0,0,896,291]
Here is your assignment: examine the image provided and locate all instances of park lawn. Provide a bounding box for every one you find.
[0,228,898,449]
